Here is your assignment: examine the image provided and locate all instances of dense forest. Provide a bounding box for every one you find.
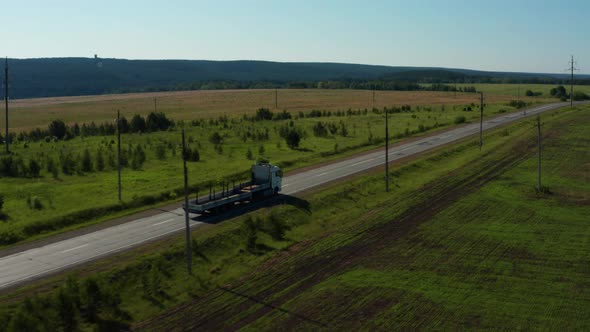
[3,58,589,99]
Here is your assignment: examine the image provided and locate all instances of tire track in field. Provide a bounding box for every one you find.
[134,137,539,331]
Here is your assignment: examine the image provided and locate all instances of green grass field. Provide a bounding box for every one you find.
[1,104,586,331]
[0,99,531,247]
[457,83,590,98]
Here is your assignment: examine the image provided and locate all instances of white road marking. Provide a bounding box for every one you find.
[1,101,585,290]
[315,172,330,177]
[60,244,88,254]
[351,158,376,166]
[151,219,174,226]
[0,225,186,289]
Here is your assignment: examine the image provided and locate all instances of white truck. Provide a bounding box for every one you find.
[183,162,283,214]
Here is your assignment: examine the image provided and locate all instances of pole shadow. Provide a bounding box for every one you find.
[217,286,328,328]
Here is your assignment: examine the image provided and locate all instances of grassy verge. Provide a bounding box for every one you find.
[133,105,589,331]
[2,104,583,330]
[0,100,541,247]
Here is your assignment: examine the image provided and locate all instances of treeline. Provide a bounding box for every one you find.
[0,143,148,180]
[0,112,174,144]
[109,80,479,94]
[0,276,125,332]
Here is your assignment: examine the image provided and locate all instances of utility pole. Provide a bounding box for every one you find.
[372,85,376,110]
[154,97,157,112]
[117,110,122,201]
[182,129,192,274]
[4,57,8,154]
[536,115,542,191]
[385,108,389,192]
[479,92,484,150]
[274,89,278,109]
[568,55,578,108]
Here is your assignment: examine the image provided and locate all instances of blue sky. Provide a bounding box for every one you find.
[5,0,590,73]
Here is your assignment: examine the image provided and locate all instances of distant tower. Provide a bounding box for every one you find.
[95,54,103,68]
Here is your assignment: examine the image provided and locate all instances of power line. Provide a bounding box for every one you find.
[4,57,8,154]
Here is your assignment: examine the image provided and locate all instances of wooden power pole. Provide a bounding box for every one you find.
[385,108,389,192]
[537,115,542,191]
[479,92,484,150]
[117,110,122,201]
[4,57,8,154]
[182,129,192,274]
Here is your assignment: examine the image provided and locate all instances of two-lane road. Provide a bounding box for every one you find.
[0,101,582,290]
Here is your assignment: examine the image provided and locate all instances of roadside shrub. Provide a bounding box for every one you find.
[550,85,567,99]
[48,119,67,140]
[0,194,4,210]
[572,91,590,101]
[183,147,200,162]
[246,148,253,160]
[242,216,259,251]
[130,114,147,133]
[131,145,147,169]
[454,116,466,124]
[28,159,42,177]
[285,130,301,149]
[95,148,105,171]
[146,112,173,132]
[155,145,167,160]
[255,108,273,121]
[60,152,77,175]
[263,214,289,241]
[272,110,291,120]
[81,149,93,172]
[27,196,43,210]
[209,132,223,145]
[508,100,527,109]
[0,155,20,177]
[312,122,329,137]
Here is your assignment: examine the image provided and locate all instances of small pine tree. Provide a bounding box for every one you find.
[155,145,167,160]
[81,149,93,172]
[96,149,105,171]
[28,159,41,177]
[246,148,253,160]
[81,278,101,323]
[55,285,80,332]
[243,216,259,251]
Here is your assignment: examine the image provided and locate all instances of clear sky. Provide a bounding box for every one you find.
[4,0,590,74]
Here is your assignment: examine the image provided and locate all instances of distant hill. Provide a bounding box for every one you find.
[3,58,588,99]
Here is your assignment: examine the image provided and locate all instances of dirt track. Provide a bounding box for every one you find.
[133,137,535,331]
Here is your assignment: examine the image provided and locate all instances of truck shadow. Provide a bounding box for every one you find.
[192,194,310,224]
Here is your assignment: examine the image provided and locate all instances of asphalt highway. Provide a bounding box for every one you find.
[0,101,581,290]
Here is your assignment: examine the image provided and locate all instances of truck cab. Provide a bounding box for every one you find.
[251,162,283,194]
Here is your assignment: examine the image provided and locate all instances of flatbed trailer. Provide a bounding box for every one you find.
[183,162,282,214]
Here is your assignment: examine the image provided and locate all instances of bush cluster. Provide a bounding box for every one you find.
[2,276,123,332]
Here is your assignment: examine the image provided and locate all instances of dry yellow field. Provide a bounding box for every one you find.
[4,89,547,131]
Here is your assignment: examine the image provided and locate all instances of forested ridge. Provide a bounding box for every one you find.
[4,58,589,99]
